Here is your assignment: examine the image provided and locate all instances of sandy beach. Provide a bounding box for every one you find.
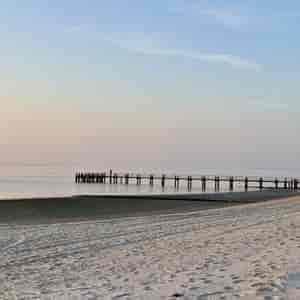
[1,191,300,299]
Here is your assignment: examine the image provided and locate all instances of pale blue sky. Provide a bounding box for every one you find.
[1,1,300,174]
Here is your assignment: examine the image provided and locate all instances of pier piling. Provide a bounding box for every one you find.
[244,177,248,191]
[229,177,234,191]
[187,176,192,191]
[109,170,112,184]
[284,178,288,189]
[201,176,206,192]
[274,178,279,189]
[161,175,165,188]
[149,175,154,186]
[259,177,263,190]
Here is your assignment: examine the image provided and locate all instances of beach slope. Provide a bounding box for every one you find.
[0,193,300,299]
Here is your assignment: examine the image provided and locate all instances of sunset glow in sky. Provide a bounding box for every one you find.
[1,1,300,174]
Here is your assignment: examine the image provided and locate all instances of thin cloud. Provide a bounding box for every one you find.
[65,27,261,71]
[98,32,261,71]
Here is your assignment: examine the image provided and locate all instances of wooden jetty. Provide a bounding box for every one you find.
[74,170,299,192]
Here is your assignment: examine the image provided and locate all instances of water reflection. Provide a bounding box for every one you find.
[0,175,255,199]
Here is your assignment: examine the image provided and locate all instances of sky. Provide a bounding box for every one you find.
[1,1,300,175]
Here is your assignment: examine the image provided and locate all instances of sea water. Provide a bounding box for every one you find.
[0,163,299,199]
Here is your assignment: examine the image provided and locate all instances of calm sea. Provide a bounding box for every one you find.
[0,164,299,200]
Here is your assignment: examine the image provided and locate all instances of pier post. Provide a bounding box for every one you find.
[135,175,141,185]
[274,178,279,189]
[109,169,112,184]
[217,176,220,191]
[284,178,287,189]
[214,176,220,191]
[244,177,248,191]
[174,176,179,189]
[150,175,154,186]
[259,177,263,190]
[187,176,192,191]
[161,175,165,188]
[295,179,299,190]
[113,173,118,184]
[201,176,206,192]
[125,174,129,185]
[229,177,234,191]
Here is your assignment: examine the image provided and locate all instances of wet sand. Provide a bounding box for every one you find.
[0,190,298,224]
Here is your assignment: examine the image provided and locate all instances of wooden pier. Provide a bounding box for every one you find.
[74,170,299,192]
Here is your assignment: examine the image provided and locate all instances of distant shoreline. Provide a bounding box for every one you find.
[0,190,299,225]
[0,189,298,202]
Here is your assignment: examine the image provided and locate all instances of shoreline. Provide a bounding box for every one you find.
[0,190,299,225]
[1,189,299,202]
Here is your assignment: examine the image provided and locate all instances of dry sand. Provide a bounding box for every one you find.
[1,192,300,299]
